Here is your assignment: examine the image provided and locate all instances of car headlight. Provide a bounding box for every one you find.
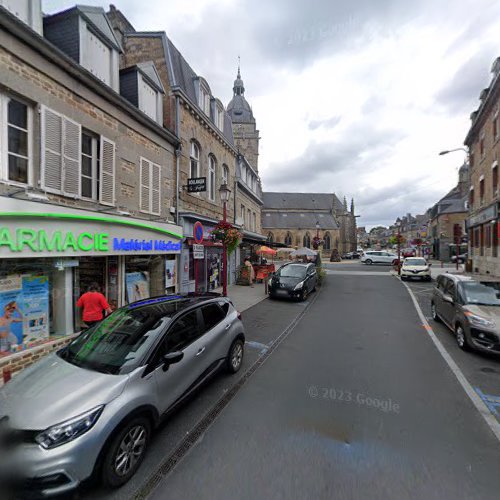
[294,281,304,290]
[35,406,104,449]
[464,312,495,329]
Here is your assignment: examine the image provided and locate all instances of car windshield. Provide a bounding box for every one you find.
[460,282,500,306]
[279,265,307,279]
[405,258,427,266]
[59,307,170,375]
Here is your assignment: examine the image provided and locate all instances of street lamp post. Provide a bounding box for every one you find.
[219,183,231,297]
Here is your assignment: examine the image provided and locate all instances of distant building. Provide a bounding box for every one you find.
[428,165,469,261]
[261,193,357,256]
[465,56,500,275]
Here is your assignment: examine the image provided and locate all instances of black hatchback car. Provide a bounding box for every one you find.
[268,263,317,301]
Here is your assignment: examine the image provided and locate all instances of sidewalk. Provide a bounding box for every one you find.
[227,281,268,313]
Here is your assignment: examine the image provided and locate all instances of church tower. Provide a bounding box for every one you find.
[227,63,260,171]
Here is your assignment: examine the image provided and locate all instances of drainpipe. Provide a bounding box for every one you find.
[175,95,181,226]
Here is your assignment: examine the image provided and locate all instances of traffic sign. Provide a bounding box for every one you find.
[194,221,204,244]
[193,244,204,260]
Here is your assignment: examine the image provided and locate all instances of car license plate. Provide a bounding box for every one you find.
[277,289,288,296]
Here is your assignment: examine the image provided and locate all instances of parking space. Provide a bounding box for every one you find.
[404,278,500,423]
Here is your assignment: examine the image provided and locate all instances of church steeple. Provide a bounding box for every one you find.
[233,58,245,96]
[350,198,355,214]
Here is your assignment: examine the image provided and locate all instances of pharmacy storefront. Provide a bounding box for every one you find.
[0,200,182,358]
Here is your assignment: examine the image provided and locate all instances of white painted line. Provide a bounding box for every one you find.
[402,281,500,442]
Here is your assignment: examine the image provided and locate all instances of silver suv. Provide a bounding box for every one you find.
[431,274,500,354]
[0,294,245,497]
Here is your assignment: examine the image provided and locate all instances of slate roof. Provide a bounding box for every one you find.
[163,35,235,147]
[262,212,339,230]
[227,94,255,124]
[263,192,344,212]
[438,196,467,214]
[45,5,122,51]
[136,62,165,93]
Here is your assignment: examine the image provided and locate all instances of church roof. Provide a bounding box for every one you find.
[262,192,344,212]
[262,212,339,230]
[227,66,255,124]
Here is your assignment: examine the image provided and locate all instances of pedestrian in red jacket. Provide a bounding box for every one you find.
[76,283,112,328]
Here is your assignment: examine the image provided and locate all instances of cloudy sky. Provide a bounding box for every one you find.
[44,0,500,228]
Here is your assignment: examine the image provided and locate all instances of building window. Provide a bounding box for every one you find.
[82,28,112,86]
[253,212,256,232]
[303,233,311,248]
[267,232,274,245]
[480,178,485,204]
[138,75,159,123]
[480,225,484,256]
[3,96,32,185]
[469,188,474,208]
[247,209,252,230]
[190,141,199,179]
[324,232,331,250]
[199,83,210,115]
[494,116,498,141]
[241,204,245,226]
[480,137,485,158]
[222,164,229,186]
[81,130,100,200]
[216,105,224,131]
[493,165,498,196]
[285,232,293,246]
[208,155,216,201]
[140,157,161,215]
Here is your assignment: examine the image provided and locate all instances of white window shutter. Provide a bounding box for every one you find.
[100,137,115,206]
[151,163,161,215]
[62,117,81,197]
[140,158,151,212]
[41,107,63,193]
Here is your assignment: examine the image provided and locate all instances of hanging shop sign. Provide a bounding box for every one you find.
[0,210,183,258]
[187,177,207,193]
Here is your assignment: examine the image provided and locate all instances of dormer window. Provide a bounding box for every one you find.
[216,103,224,131]
[0,0,42,34]
[198,82,210,116]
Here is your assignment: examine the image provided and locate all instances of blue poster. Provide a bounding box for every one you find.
[0,275,49,354]
[126,272,150,303]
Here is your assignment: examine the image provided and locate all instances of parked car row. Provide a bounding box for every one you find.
[0,295,246,497]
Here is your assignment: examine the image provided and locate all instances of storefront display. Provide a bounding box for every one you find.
[126,271,150,302]
[165,259,176,288]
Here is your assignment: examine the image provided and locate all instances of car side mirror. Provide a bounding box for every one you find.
[162,351,184,371]
[443,295,454,304]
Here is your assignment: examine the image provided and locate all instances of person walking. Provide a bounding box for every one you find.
[76,283,112,328]
[244,258,255,287]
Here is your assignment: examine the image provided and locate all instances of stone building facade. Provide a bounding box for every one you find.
[465,56,500,275]
[0,2,182,372]
[261,193,357,256]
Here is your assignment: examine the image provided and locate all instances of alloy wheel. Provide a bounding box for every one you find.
[114,425,147,477]
[231,342,243,370]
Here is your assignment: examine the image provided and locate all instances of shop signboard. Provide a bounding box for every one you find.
[187,177,207,193]
[469,205,497,227]
[0,275,49,354]
[125,272,150,303]
[165,260,176,288]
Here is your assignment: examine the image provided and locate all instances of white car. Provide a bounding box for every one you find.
[361,250,399,265]
[401,257,431,281]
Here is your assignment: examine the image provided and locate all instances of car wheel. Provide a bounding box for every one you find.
[102,417,150,489]
[431,302,440,323]
[227,338,244,373]
[455,325,471,351]
[365,259,372,265]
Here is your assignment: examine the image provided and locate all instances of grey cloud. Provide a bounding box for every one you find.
[435,48,497,114]
[308,116,342,130]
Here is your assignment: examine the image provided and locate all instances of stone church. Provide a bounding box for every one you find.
[262,193,357,256]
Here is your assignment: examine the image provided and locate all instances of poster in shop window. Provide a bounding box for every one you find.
[165,260,176,288]
[0,275,50,355]
[125,272,150,303]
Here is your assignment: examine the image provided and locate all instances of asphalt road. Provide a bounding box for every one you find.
[145,271,500,500]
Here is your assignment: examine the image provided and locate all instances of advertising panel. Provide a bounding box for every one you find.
[165,260,176,288]
[126,272,150,303]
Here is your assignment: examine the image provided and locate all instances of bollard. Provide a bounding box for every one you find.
[3,367,11,384]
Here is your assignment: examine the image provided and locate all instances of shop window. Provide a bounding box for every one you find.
[125,255,165,303]
[486,224,492,248]
[2,95,32,185]
[140,157,161,215]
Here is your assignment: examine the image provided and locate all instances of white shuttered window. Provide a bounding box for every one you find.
[140,158,161,215]
[100,137,115,206]
[41,106,81,197]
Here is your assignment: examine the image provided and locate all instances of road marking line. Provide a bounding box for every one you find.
[402,281,500,442]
